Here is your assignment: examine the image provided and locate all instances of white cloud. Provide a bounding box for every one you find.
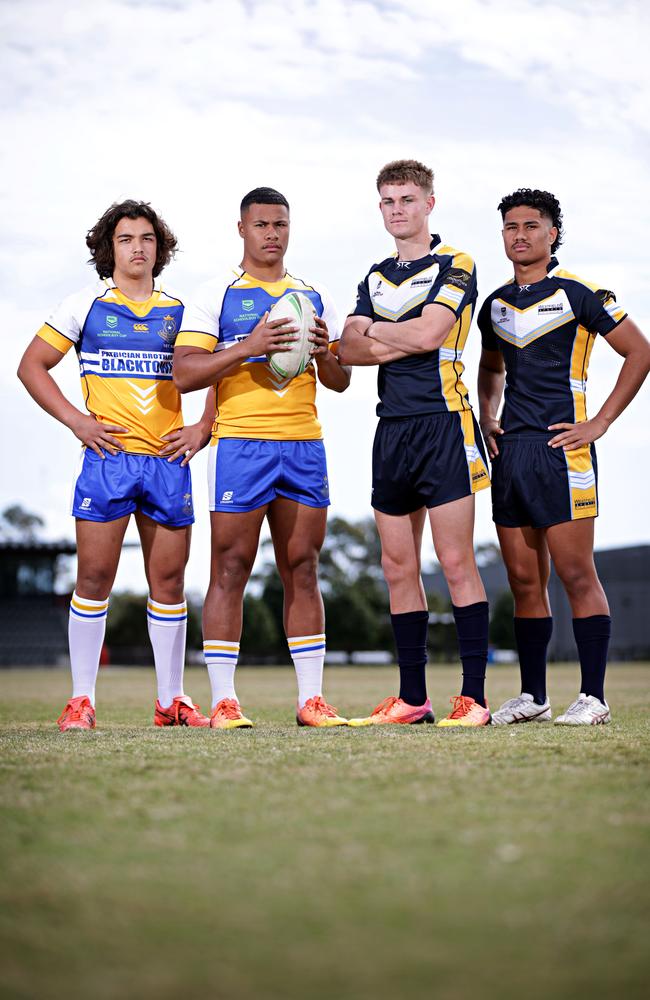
[2,0,648,593]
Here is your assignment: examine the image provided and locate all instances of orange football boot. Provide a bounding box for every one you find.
[57,695,96,732]
[210,698,253,729]
[348,695,435,727]
[296,695,348,727]
[154,695,210,727]
[437,695,491,727]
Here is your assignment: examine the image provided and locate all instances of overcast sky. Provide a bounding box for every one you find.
[2,0,649,597]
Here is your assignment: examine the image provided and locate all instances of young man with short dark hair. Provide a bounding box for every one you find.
[477,188,650,725]
[173,187,351,728]
[18,200,214,731]
[339,160,491,727]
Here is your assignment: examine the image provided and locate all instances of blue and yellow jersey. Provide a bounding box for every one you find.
[350,235,478,418]
[176,268,339,440]
[36,279,184,455]
[477,258,627,435]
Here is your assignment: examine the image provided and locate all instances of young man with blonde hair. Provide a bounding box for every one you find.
[340,160,491,727]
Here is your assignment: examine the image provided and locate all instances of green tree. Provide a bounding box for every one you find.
[0,504,45,542]
[489,590,516,649]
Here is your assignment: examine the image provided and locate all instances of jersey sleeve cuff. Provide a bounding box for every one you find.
[36,323,74,354]
[175,331,218,351]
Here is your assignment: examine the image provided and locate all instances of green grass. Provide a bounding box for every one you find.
[1,664,649,1000]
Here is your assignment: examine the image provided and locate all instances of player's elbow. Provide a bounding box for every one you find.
[172,365,195,394]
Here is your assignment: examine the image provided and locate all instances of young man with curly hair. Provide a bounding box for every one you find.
[339,159,492,728]
[18,200,214,731]
[477,188,650,725]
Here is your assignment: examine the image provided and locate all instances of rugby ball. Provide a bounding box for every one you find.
[267,292,317,379]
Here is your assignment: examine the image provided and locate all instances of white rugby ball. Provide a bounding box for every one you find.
[267,291,317,379]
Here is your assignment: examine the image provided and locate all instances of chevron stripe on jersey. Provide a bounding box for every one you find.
[351,235,478,417]
[490,289,574,348]
[177,269,340,440]
[36,279,185,454]
[478,257,627,436]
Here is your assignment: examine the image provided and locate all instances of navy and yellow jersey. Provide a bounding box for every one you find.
[477,257,627,436]
[350,234,478,418]
[37,279,184,455]
[176,268,339,441]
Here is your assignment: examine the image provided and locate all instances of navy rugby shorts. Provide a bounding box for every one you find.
[491,436,598,528]
[70,449,194,526]
[371,410,490,516]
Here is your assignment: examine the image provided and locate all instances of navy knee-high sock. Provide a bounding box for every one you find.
[573,615,611,704]
[514,617,553,705]
[391,610,429,706]
[453,601,489,707]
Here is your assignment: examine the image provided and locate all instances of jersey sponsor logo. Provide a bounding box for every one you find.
[574,498,596,510]
[444,268,471,291]
[106,315,119,329]
[471,468,488,484]
[537,303,563,314]
[411,276,433,288]
[220,490,234,503]
[99,349,173,376]
[133,323,149,331]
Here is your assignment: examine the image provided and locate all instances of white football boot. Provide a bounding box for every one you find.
[554,693,611,726]
[491,692,551,725]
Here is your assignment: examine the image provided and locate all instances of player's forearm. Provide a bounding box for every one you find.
[477,366,505,422]
[593,347,650,430]
[369,316,451,354]
[338,328,406,366]
[314,351,351,392]
[17,362,87,433]
[173,345,247,392]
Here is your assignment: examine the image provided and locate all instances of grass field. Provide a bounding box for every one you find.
[1,664,649,1000]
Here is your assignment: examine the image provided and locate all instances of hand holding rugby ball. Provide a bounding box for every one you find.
[267,292,318,379]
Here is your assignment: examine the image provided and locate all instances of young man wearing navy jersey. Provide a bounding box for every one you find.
[477,189,650,725]
[18,201,214,731]
[339,159,492,727]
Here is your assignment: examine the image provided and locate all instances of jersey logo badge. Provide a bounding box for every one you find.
[133,323,149,332]
[220,491,234,503]
[242,299,255,312]
[80,497,92,509]
[396,261,411,268]
[106,315,119,328]
[158,315,177,345]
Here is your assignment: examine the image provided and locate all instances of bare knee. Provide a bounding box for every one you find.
[76,565,113,600]
[556,561,599,602]
[381,550,418,592]
[213,548,255,594]
[437,549,477,594]
[278,551,320,594]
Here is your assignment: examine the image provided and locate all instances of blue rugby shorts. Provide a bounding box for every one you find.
[70,449,194,526]
[208,438,330,512]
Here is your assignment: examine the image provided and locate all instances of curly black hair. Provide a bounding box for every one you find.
[86,200,178,279]
[498,188,564,253]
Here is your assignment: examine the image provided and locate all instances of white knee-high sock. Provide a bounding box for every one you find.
[147,598,187,708]
[288,634,325,708]
[204,640,240,708]
[69,591,109,706]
